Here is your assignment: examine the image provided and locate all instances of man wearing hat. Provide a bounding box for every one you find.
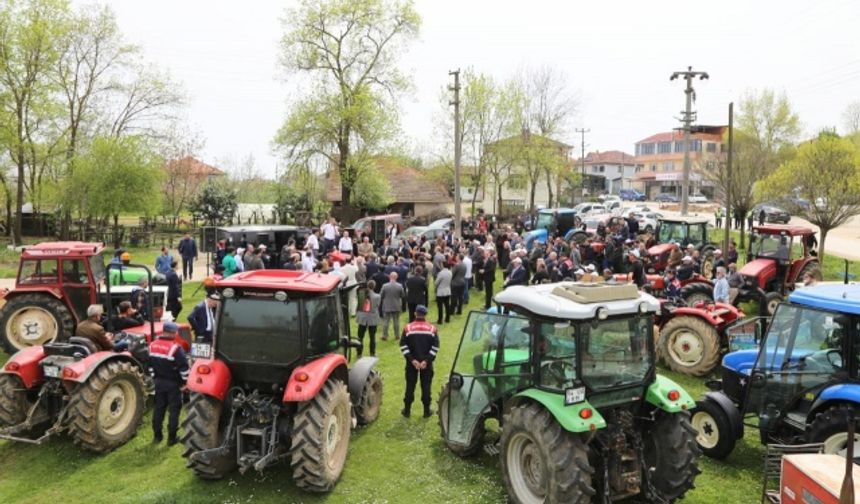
[712,249,726,272]
[148,321,190,445]
[627,249,646,289]
[399,305,440,418]
[677,255,695,281]
[583,264,603,283]
[188,291,221,344]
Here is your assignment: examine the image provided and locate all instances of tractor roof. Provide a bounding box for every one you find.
[215,269,341,293]
[788,284,860,316]
[218,225,308,233]
[753,224,814,236]
[658,216,710,224]
[21,241,104,258]
[494,282,659,320]
[539,207,577,214]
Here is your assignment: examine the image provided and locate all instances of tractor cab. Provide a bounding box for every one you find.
[693,284,860,460]
[649,216,715,276]
[525,208,582,249]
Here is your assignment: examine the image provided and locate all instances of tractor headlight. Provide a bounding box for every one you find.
[222,288,235,299]
[597,307,609,320]
[274,290,288,302]
[639,302,650,314]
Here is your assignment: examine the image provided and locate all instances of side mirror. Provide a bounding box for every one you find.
[750,371,766,389]
[340,336,362,349]
[449,373,464,390]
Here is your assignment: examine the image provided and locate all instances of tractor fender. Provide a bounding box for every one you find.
[347,356,379,405]
[646,374,696,413]
[282,353,348,403]
[808,384,860,419]
[60,351,143,385]
[1,345,46,388]
[186,358,232,401]
[2,287,64,301]
[524,229,548,250]
[665,306,723,326]
[702,391,744,440]
[511,388,606,433]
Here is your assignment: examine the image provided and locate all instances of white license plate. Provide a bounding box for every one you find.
[43,365,60,378]
[565,386,586,405]
[191,343,211,359]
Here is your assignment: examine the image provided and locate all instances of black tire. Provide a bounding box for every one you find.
[181,392,236,479]
[571,232,589,244]
[658,316,721,376]
[290,379,351,492]
[681,282,714,307]
[806,404,860,456]
[0,374,28,426]
[691,399,737,459]
[763,291,783,316]
[65,360,145,453]
[643,411,701,502]
[354,369,383,425]
[796,261,820,284]
[700,252,715,280]
[500,402,595,504]
[0,293,75,354]
[437,382,484,458]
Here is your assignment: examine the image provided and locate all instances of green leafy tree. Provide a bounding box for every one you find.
[188,179,238,227]
[350,159,392,212]
[758,131,860,262]
[275,0,420,209]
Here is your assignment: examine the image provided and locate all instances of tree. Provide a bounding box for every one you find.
[758,132,860,263]
[161,128,206,225]
[843,101,860,135]
[707,130,762,249]
[276,0,420,209]
[188,179,238,227]
[107,65,184,139]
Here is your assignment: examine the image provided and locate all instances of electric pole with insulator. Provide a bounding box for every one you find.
[670,66,709,216]
[576,128,589,203]
[450,69,462,239]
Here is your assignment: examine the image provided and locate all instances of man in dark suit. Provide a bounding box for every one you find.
[481,248,497,309]
[177,232,198,281]
[505,257,527,288]
[406,266,428,322]
[187,292,221,344]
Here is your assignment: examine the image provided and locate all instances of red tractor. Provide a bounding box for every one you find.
[736,224,819,315]
[613,272,715,307]
[647,216,717,277]
[654,299,745,376]
[181,270,382,492]
[0,242,172,354]
[0,264,191,452]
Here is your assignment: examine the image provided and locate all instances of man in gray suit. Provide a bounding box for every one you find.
[380,271,405,341]
[450,254,467,315]
[434,262,452,324]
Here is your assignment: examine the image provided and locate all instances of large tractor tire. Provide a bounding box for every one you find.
[500,402,595,504]
[700,252,715,280]
[643,410,701,502]
[691,398,737,459]
[763,291,783,316]
[806,404,860,457]
[181,392,237,479]
[437,382,484,458]
[0,294,75,354]
[290,378,352,492]
[354,369,383,425]
[65,360,145,453]
[681,282,714,307]
[796,261,820,284]
[658,316,721,377]
[0,374,28,426]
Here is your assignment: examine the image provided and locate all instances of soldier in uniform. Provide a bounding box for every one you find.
[148,321,190,445]
[399,305,440,418]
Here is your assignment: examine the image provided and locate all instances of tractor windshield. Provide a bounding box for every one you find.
[753,234,792,262]
[89,253,106,285]
[217,298,302,367]
[535,212,555,231]
[580,316,652,390]
[658,221,687,244]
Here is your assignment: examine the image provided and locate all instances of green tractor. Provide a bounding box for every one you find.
[439,282,701,503]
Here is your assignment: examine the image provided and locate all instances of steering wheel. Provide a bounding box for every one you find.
[540,361,570,387]
[825,350,843,369]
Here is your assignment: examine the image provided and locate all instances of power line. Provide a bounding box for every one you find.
[670,66,709,216]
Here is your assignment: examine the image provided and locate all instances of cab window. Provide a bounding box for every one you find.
[18,259,59,285]
[537,321,577,390]
[62,259,88,284]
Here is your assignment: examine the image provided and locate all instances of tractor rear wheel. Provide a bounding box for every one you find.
[500,402,595,504]
[290,378,351,492]
[0,374,28,426]
[681,283,714,307]
[66,360,145,453]
[658,316,721,377]
[181,392,236,479]
[700,252,715,279]
[643,410,701,501]
[437,382,485,458]
[354,369,383,425]
[691,398,736,459]
[806,404,860,457]
[0,294,75,354]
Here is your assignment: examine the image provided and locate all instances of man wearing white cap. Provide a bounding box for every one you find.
[677,255,695,280]
[713,249,726,271]
[627,248,646,289]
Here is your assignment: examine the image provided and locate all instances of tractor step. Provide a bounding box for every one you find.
[483,443,499,456]
[784,412,807,432]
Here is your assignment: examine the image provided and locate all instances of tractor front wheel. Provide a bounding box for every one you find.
[500,402,595,504]
[681,283,714,308]
[66,360,145,453]
[806,404,860,457]
[0,374,29,426]
[691,398,736,459]
[437,382,485,458]
[354,369,383,425]
[658,316,721,377]
[700,253,715,279]
[290,378,351,492]
[0,294,76,354]
[643,411,701,502]
[763,292,783,316]
[181,392,236,479]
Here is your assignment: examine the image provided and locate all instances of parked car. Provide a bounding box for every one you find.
[689,193,709,203]
[597,194,621,203]
[426,217,453,230]
[655,193,679,203]
[636,212,663,233]
[397,226,447,243]
[573,202,606,217]
[619,189,647,201]
[604,200,623,214]
[752,204,791,224]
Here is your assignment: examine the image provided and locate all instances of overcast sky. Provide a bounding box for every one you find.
[105,0,860,177]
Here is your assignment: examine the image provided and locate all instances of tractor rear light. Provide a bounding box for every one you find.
[579,408,593,419]
[5,362,19,371]
[667,390,681,401]
[62,368,77,379]
[295,372,309,382]
[197,365,211,375]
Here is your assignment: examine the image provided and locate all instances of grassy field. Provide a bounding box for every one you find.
[0,275,773,504]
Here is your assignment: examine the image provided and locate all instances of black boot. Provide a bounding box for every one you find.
[152,432,163,444]
[401,408,410,418]
[167,433,178,446]
[423,406,433,418]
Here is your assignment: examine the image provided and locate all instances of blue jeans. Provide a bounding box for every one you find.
[463,277,471,304]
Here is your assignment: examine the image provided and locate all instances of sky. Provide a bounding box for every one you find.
[104,0,860,178]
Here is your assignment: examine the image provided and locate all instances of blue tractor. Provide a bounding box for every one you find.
[523,208,585,250]
[691,283,860,459]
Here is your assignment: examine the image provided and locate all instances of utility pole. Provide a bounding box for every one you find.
[724,102,733,254]
[670,66,709,216]
[576,128,589,203]
[449,69,462,239]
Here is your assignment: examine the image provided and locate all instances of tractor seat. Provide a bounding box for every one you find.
[68,337,99,356]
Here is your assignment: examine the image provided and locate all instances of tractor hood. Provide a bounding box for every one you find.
[738,258,776,278]
[648,243,673,257]
[525,229,548,250]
